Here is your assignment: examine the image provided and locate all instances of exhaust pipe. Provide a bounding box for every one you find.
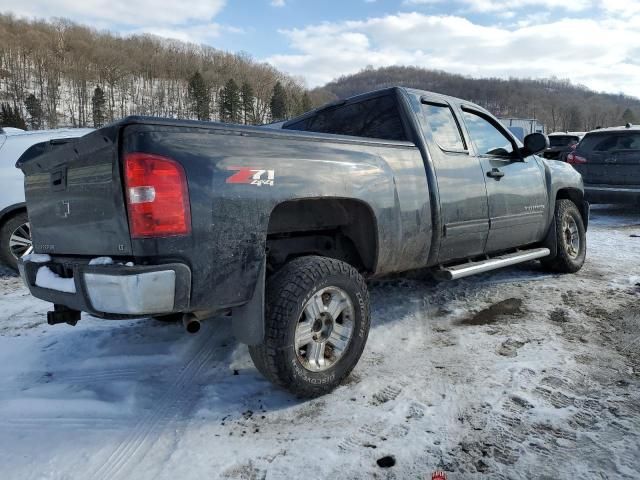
[182,313,200,334]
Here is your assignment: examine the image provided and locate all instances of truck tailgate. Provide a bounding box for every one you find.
[17,127,133,256]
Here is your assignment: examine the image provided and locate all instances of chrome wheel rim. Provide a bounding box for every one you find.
[563,216,580,259]
[295,286,355,372]
[9,222,33,259]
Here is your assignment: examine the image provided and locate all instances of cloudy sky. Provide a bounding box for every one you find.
[2,0,640,97]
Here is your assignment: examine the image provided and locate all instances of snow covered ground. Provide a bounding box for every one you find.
[0,205,638,479]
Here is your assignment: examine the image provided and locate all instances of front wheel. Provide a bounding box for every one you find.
[541,199,586,273]
[249,256,370,397]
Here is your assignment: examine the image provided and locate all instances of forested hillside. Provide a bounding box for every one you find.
[0,14,310,129]
[314,66,640,132]
[2,14,639,133]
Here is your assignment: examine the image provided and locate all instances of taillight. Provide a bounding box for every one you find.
[567,152,587,165]
[124,152,191,238]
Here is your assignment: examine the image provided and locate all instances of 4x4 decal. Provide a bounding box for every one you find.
[226,167,275,186]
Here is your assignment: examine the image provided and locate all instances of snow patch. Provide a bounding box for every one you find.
[88,257,114,266]
[35,266,76,293]
[22,253,51,263]
[87,257,135,267]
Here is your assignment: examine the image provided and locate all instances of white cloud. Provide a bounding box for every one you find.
[139,24,244,44]
[404,0,594,12]
[0,0,227,27]
[459,0,592,12]
[403,0,443,5]
[271,0,286,7]
[267,11,640,98]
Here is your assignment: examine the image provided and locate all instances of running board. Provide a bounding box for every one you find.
[436,248,551,281]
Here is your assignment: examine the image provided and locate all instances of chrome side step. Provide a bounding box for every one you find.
[437,248,551,281]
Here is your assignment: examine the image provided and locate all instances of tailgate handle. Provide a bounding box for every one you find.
[50,168,67,191]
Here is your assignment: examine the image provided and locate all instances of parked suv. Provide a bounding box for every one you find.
[0,127,93,270]
[544,132,584,161]
[567,124,640,204]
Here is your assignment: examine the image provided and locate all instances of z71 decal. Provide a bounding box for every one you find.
[226,167,275,186]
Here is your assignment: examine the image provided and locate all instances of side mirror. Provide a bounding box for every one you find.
[519,132,549,157]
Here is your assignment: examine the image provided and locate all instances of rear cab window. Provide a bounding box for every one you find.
[421,103,466,151]
[283,94,408,142]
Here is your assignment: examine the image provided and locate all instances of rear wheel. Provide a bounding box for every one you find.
[0,211,32,271]
[541,199,586,273]
[249,256,370,397]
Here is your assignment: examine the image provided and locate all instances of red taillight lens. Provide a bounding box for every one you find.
[124,152,191,238]
[567,152,587,165]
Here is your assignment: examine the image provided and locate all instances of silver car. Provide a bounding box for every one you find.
[0,127,93,270]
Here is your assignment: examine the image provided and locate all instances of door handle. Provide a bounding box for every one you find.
[487,168,505,180]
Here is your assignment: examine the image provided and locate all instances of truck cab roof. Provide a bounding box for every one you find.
[283,86,493,129]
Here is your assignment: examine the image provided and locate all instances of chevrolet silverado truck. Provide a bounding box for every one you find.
[16,87,588,397]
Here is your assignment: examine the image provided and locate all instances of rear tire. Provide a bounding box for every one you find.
[249,256,370,397]
[0,211,31,271]
[541,199,586,273]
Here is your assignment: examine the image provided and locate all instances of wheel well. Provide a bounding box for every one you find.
[556,188,588,230]
[266,198,377,274]
[0,204,26,228]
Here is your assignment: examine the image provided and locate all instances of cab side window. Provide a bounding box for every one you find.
[284,95,407,141]
[422,103,466,151]
[463,110,516,158]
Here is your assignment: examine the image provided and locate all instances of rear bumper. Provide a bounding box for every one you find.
[18,257,191,318]
[584,185,640,204]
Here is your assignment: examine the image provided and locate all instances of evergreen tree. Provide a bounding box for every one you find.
[92,86,106,128]
[219,78,241,123]
[270,81,287,121]
[187,71,210,121]
[622,108,636,125]
[0,103,27,130]
[24,94,43,130]
[240,81,255,125]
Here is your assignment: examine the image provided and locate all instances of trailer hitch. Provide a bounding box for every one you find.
[47,304,81,326]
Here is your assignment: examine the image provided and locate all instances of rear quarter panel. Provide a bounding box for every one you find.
[122,123,432,311]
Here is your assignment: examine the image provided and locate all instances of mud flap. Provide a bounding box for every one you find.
[232,258,265,345]
[542,218,558,258]
[582,201,590,231]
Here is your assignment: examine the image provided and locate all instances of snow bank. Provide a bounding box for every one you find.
[88,257,114,266]
[88,257,134,267]
[22,253,51,263]
[35,266,76,293]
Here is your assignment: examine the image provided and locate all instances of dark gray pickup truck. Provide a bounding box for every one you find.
[17,87,588,396]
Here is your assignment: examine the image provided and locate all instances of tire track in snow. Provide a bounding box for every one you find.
[0,367,141,394]
[89,323,224,480]
[1,417,129,432]
[0,368,144,431]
